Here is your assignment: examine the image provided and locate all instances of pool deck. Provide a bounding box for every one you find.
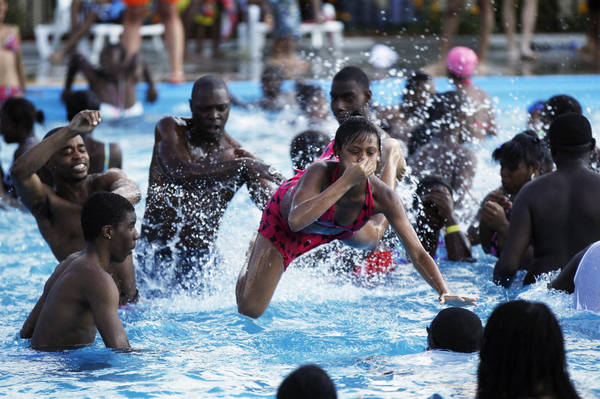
[23,31,598,86]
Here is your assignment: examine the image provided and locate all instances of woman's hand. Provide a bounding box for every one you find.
[343,157,377,186]
[480,201,509,233]
[439,292,478,306]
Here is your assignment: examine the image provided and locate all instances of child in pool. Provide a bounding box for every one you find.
[236,116,478,318]
[0,98,46,200]
[0,0,26,104]
[61,43,157,119]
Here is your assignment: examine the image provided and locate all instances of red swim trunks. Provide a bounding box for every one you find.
[258,165,374,270]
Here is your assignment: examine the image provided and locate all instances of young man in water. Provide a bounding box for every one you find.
[11,110,141,304]
[494,113,600,287]
[20,192,137,351]
[140,75,282,287]
[328,66,407,261]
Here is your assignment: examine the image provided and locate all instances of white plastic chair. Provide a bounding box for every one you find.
[35,0,165,64]
[237,3,344,60]
[34,0,73,60]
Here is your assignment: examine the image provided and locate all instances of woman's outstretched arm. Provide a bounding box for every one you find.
[376,181,478,305]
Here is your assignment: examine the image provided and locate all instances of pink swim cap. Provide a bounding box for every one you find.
[446,46,478,77]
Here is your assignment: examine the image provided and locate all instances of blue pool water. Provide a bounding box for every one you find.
[1,75,600,398]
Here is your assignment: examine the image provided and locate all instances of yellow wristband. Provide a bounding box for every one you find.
[445,224,461,235]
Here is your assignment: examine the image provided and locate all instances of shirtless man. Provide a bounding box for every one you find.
[11,110,141,304]
[20,192,137,351]
[140,75,282,285]
[62,43,157,119]
[494,113,600,287]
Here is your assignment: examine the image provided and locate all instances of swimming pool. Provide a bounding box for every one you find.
[1,75,599,398]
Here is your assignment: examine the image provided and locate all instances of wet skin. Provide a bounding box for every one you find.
[11,111,141,304]
[23,211,138,351]
[141,83,280,252]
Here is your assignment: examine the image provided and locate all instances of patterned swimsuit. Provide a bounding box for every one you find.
[258,164,375,270]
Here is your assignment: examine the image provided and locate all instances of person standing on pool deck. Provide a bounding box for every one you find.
[236,116,477,318]
[20,192,136,351]
[494,113,600,287]
[121,0,185,83]
[139,75,282,287]
[10,110,141,305]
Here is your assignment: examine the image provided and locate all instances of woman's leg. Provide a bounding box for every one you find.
[520,0,539,59]
[236,234,285,318]
[502,0,518,58]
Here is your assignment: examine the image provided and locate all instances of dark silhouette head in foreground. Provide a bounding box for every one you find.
[427,307,482,353]
[477,300,579,399]
[65,90,101,121]
[277,364,337,399]
[290,130,330,171]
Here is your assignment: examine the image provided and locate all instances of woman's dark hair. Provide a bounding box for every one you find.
[81,192,134,242]
[477,300,579,399]
[0,97,45,132]
[277,364,337,399]
[290,129,330,170]
[492,130,548,171]
[333,116,381,155]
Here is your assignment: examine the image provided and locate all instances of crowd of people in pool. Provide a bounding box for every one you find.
[0,32,598,396]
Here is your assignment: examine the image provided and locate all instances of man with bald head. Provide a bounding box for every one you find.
[140,75,282,288]
[494,113,600,287]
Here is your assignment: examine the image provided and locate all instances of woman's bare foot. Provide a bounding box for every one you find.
[520,47,539,61]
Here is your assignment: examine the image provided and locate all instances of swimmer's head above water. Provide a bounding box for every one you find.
[189,75,231,140]
[427,307,482,353]
[446,46,478,81]
[42,125,90,182]
[330,66,371,124]
[0,97,44,143]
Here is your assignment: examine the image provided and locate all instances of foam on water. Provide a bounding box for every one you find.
[1,76,599,398]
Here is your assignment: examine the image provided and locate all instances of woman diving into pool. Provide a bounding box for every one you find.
[236,116,478,318]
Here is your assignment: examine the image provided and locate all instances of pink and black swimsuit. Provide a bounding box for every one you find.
[258,164,375,270]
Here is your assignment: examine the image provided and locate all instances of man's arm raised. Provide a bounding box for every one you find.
[11,111,101,212]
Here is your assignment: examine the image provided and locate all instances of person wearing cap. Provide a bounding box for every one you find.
[526,100,545,135]
[423,0,494,76]
[493,113,600,287]
[426,307,482,353]
[446,46,497,142]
